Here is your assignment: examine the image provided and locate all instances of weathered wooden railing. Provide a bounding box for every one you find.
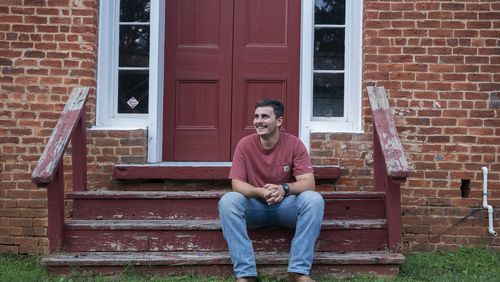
[367,86,410,252]
[32,87,90,253]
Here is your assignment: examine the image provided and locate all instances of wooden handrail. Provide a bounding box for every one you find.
[367,86,410,181]
[367,86,410,252]
[31,87,90,252]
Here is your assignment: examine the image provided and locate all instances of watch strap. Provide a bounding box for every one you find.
[282,183,290,196]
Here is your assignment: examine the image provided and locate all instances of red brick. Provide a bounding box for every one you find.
[427,82,452,91]
[442,21,465,29]
[479,83,500,91]
[454,30,478,37]
[454,12,478,20]
[416,73,440,81]
[427,135,451,143]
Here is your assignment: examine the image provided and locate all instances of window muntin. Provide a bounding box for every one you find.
[116,0,150,115]
[312,0,346,119]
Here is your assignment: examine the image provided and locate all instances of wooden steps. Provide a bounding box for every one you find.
[34,86,407,278]
[49,190,404,277]
[43,251,405,277]
[66,192,388,253]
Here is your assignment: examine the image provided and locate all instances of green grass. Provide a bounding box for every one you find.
[0,253,50,282]
[0,247,499,282]
[396,247,500,282]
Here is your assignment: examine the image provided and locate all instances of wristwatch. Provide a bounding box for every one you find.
[282,183,290,196]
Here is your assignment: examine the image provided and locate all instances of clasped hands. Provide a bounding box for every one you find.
[258,183,286,205]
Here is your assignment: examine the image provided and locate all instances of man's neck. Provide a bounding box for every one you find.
[259,131,280,150]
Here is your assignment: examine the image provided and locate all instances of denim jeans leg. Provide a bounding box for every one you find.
[218,192,269,278]
[288,191,324,274]
[271,191,324,274]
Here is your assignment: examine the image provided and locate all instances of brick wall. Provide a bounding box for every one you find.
[311,0,500,251]
[0,0,147,254]
[1,0,499,255]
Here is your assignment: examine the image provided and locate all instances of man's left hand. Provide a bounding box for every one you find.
[263,183,286,205]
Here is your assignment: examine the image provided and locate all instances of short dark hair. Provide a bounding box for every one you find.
[255,98,284,118]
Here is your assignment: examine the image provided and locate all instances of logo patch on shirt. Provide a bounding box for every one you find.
[283,165,290,172]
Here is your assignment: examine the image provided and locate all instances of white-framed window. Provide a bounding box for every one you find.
[96,0,151,129]
[96,0,164,162]
[300,0,363,144]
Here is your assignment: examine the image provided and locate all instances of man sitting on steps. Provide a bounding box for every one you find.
[218,98,324,282]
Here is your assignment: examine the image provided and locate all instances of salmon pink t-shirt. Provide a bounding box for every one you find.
[229,133,314,187]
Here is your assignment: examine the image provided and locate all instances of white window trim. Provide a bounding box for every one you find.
[95,0,164,162]
[299,0,363,149]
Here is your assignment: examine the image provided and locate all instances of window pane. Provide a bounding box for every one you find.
[118,70,149,114]
[314,28,344,70]
[313,73,344,117]
[120,0,150,22]
[119,25,150,67]
[315,0,345,25]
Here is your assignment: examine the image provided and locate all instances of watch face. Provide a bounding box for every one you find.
[283,183,289,195]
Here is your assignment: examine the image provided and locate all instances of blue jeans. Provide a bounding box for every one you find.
[218,191,324,278]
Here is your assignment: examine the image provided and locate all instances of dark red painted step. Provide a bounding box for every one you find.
[43,251,405,277]
[113,163,341,180]
[63,219,387,253]
[68,191,386,220]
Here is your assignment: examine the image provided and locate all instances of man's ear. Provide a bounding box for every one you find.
[277,116,284,128]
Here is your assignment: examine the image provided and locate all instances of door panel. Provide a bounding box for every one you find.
[177,1,222,46]
[231,0,301,153]
[243,0,288,46]
[164,0,233,161]
[176,81,219,128]
[240,80,287,131]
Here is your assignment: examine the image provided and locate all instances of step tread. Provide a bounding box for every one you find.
[67,190,385,200]
[43,251,405,266]
[65,219,387,230]
[67,190,226,199]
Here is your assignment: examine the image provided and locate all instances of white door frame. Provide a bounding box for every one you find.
[147,0,165,163]
[147,0,362,161]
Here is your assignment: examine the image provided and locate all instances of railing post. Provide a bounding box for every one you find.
[47,162,65,253]
[72,109,87,192]
[373,126,403,252]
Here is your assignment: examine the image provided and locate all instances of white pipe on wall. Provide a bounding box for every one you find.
[481,167,498,236]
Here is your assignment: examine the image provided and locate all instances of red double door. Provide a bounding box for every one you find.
[163,0,300,161]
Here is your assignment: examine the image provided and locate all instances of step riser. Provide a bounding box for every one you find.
[72,199,220,220]
[63,229,387,252]
[72,198,385,220]
[112,182,233,191]
[47,264,399,278]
